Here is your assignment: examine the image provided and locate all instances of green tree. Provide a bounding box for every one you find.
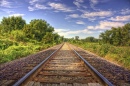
[1,16,26,33]
[43,32,54,44]
[75,36,79,40]
[85,36,98,42]
[11,30,26,42]
[99,23,130,46]
[53,33,60,44]
[23,19,54,41]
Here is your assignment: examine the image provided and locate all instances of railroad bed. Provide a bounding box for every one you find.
[70,44,130,86]
[12,43,112,86]
[2,43,129,86]
[0,44,62,86]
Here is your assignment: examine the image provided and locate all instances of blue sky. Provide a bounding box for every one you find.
[0,0,130,38]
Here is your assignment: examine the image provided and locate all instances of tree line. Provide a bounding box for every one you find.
[99,23,130,46]
[67,23,130,46]
[0,16,63,44]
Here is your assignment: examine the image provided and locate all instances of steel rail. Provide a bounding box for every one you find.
[69,45,113,86]
[13,43,64,86]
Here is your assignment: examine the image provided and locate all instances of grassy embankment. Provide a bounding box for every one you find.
[72,42,130,69]
[0,38,56,64]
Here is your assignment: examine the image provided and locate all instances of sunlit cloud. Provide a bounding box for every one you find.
[110,15,130,21]
[28,4,49,11]
[121,8,130,15]
[9,13,25,17]
[0,0,12,8]
[29,0,39,5]
[55,28,93,38]
[76,20,85,25]
[66,14,79,19]
[81,11,113,18]
[48,2,73,12]
[73,0,84,8]
[28,6,35,11]
[90,0,98,5]
[87,21,124,30]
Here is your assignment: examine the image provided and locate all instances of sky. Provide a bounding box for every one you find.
[0,0,130,39]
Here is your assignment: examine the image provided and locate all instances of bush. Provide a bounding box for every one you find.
[11,30,26,42]
[72,42,130,69]
[0,39,16,50]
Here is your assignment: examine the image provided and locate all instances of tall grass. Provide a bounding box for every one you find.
[0,39,55,64]
[72,42,130,69]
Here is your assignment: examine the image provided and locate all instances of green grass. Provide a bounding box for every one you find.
[0,39,55,64]
[71,42,130,69]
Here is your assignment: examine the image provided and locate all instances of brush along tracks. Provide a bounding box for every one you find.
[70,44,130,86]
[13,43,113,86]
[0,44,62,86]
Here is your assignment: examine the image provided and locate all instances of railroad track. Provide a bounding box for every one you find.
[12,43,113,86]
[0,44,62,86]
[70,44,130,86]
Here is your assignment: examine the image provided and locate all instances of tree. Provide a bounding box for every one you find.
[53,33,60,44]
[43,32,54,44]
[23,19,54,41]
[1,16,26,33]
[85,36,98,42]
[11,30,26,42]
[75,36,79,40]
[99,23,130,46]
[0,24,3,34]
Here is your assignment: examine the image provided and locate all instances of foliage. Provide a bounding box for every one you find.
[1,16,26,33]
[0,16,63,64]
[84,36,98,42]
[11,30,26,41]
[99,23,130,46]
[0,39,17,50]
[75,36,79,40]
[23,19,54,41]
[70,42,130,69]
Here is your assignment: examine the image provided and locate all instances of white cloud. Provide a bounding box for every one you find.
[89,0,99,10]
[76,21,85,25]
[48,2,73,12]
[0,0,12,8]
[54,28,92,37]
[66,29,92,34]
[28,0,48,11]
[81,11,112,19]
[121,8,130,15]
[29,0,39,5]
[73,1,80,8]
[73,0,86,8]
[87,26,95,29]
[77,0,84,3]
[28,6,35,11]
[54,29,70,36]
[88,17,96,22]
[73,0,84,8]
[55,29,69,33]
[90,0,98,5]
[87,21,124,30]
[28,4,49,11]
[1,9,14,14]
[35,4,49,9]
[110,15,130,22]
[9,13,25,17]
[68,14,79,18]
[89,0,109,11]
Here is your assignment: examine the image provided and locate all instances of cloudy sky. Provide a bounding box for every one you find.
[0,0,130,38]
